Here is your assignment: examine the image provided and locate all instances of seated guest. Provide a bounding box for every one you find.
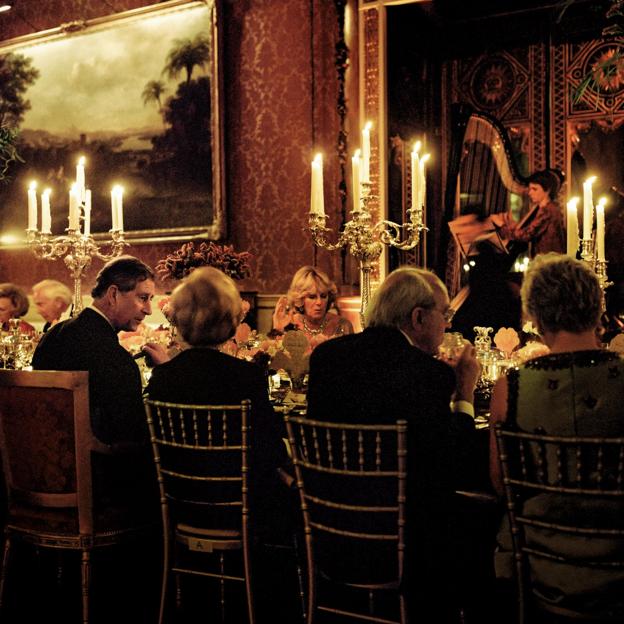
[145,267,293,538]
[0,283,36,334]
[489,253,624,616]
[32,279,73,331]
[145,267,299,621]
[32,256,168,521]
[306,266,483,623]
[272,265,353,341]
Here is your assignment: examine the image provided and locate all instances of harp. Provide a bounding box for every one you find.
[443,104,530,290]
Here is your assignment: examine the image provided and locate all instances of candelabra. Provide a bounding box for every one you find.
[26,227,127,316]
[580,237,612,314]
[309,182,426,325]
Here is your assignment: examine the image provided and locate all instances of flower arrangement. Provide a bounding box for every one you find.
[156,241,252,282]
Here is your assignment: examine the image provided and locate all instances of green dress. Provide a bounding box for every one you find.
[502,350,624,618]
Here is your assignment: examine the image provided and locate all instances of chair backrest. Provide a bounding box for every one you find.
[495,424,624,620]
[143,398,251,533]
[0,369,101,535]
[285,415,407,588]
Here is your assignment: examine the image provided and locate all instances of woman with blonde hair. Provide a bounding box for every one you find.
[272,265,353,339]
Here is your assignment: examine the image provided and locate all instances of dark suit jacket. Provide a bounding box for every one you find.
[31,309,157,519]
[145,347,291,539]
[32,308,146,446]
[306,326,478,612]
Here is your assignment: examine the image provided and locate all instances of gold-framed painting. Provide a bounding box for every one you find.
[0,0,225,244]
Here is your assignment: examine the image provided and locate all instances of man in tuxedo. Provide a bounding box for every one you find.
[306,266,483,622]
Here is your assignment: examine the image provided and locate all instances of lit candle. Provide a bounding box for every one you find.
[596,196,606,262]
[68,184,80,231]
[27,181,37,231]
[420,153,430,215]
[117,186,124,232]
[310,154,325,218]
[410,141,420,213]
[110,188,118,230]
[583,176,596,240]
[76,156,86,203]
[84,189,91,237]
[351,149,361,213]
[361,121,371,184]
[566,197,579,257]
[41,188,51,234]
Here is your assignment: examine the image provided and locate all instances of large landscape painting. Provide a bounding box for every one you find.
[0,0,224,242]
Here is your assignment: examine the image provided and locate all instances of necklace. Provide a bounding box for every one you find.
[302,315,328,336]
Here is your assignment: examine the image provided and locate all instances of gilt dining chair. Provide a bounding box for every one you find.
[0,369,155,624]
[143,397,255,624]
[284,415,408,624]
[495,424,624,623]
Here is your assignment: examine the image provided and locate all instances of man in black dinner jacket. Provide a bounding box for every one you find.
[306,266,482,623]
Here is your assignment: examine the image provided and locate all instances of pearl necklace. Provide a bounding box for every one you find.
[302,316,328,336]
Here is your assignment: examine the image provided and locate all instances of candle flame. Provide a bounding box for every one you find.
[112,184,124,195]
[567,197,579,209]
[313,154,322,165]
[364,121,372,131]
[78,156,86,166]
[413,141,421,154]
[29,181,37,190]
[353,149,361,158]
[598,196,607,207]
[43,188,51,197]
[584,176,597,185]
[421,153,431,164]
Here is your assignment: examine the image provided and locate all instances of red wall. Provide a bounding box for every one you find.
[0,0,348,295]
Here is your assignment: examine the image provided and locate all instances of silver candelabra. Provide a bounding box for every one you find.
[26,227,127,316]
[309,181,426,326]
[580,237,612,304]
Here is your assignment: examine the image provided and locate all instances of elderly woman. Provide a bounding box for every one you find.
[489,253,624,615]
[145,267,292,538]
[0,283,36,334]
[272,265,353,339]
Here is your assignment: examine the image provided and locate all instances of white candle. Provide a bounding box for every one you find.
[410,142,420,213]
[84,189,91,237]
[68,184,80,231]
[361,121,371,184]
[76,156,86,203]
[117,186,124,232]
[351,149,361,213]
[111,188,118,230]
[566,197,579,257]
[420,153,430,215]
[583,176,596,240]
[310,154,325,217]
[27,181,37,231]
[596,197,606,262]
[41,188,51,234]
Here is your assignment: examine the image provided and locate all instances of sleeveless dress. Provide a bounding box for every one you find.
[502,350,624,617]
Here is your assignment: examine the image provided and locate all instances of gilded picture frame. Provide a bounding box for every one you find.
[0,0,225,243]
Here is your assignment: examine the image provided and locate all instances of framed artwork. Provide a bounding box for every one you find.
[0,0,225,243]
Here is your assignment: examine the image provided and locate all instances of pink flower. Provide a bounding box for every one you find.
[494,327,520,355]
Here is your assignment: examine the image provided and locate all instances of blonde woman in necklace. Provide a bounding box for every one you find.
[272,266,353,340]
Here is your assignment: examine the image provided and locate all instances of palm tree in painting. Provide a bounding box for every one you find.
[163,34,211,84]
[141,80,167,113]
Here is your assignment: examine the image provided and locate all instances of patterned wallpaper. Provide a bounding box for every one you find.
[0,0,346,295]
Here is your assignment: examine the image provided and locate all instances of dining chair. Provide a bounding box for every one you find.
[143,397,255,624]
[284,415,408,624]
[494,423,624,624]
[0,369,155,624]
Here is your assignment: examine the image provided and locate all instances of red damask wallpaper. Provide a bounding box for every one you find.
[0,0,348,295]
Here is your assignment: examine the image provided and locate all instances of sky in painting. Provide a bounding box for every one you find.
[16,3,210,137]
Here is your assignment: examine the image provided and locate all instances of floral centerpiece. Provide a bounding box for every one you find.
[156,241,252,282]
